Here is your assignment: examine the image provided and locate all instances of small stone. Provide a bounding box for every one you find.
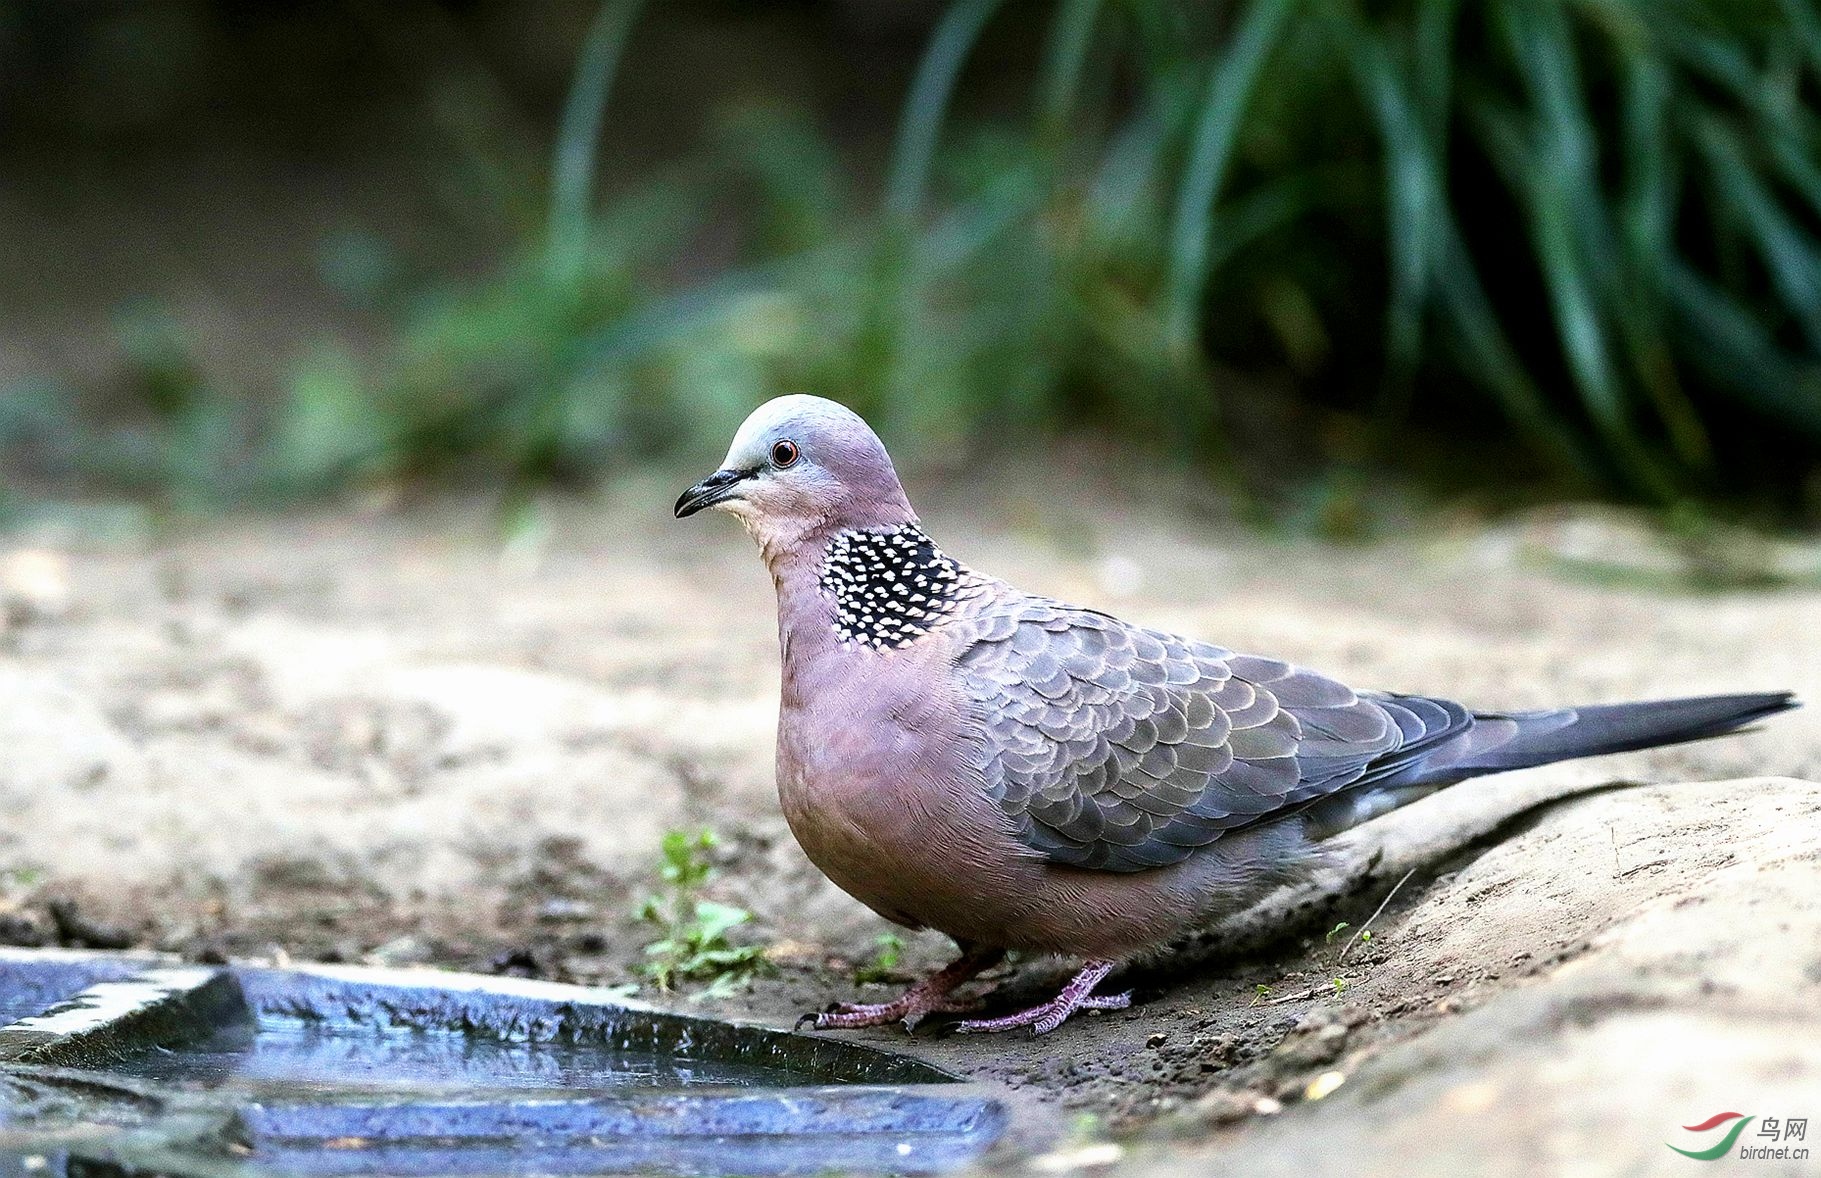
[47,898,135,949]
[363,935,430,967]
[1146,1032,1168,1048]
[536,897,597,922]
[0,909,48,947]
[1031,1142,1124,1172]
[490,946,553,978]
[0,549,71,626]
[194,942,232,966]
[1190,1090,1252,1124]
[1305,1070,1347,1101]
[1264,1003,1363,1071]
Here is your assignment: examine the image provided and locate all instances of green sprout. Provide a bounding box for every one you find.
[853,932,905,985]
[635,829,771,998]
[1324,921,1351,944]
[0,866,44,894]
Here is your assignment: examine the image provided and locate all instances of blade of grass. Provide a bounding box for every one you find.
[1694,116,1821,353]
[1776,0,1821,83]
[1389,1,1461,398]
[886,0,1006,219]
[1494,3,1679,499]
[1326,1,1595,478]
[1615,53,1710,467]
[547,0,648,283]
[1086,63,1202,241]
[1204,166,1364,272]
[1656,13,1821,224]
[1664,257,1821,433]
[1038,0,1105,142]
[868,0,1006,429]
[1412,0,1461,152]
[1164,0,1295,352]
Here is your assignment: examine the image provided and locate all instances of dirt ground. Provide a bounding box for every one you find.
[1,471,1818,1175]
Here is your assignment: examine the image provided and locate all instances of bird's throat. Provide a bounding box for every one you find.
[816,524,966,650]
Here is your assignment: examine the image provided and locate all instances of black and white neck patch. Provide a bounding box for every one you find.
[819,524,964,649]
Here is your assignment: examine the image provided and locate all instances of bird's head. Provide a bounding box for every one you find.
[674,395,916,555]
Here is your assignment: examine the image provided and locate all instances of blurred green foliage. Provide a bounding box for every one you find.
[7,0,1821,516]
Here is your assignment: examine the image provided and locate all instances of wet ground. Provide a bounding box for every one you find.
[1,473,1818,1174]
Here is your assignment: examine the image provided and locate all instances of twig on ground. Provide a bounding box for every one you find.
[1262,987,1322,1006]
[1337,867,1418,964]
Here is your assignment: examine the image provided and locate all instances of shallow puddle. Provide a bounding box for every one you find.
[0,951,1004,1176]
[114,1017,813,1095]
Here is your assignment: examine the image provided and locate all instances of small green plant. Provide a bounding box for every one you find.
[1331,976,1349,997]
[0,866,44,899]
[634,829,770,998]
[1326,919,1374,966]
[1064,1110,1109,1147]
[1250,983,1272,1006]
[852,931,906,986]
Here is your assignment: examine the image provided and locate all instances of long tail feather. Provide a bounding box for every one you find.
[1301,691,1798,840]
[1449,691,1798,775]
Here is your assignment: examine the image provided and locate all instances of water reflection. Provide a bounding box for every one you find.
[114,1018,804,1095]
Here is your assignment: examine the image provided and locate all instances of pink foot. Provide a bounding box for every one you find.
[805,991,985,1031]
[798,944,1004,1032]
[954,959,1131,1035]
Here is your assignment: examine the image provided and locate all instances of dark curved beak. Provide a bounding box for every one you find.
[674,467,752,518]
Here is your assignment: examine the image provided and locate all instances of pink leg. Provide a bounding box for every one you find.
[801,944,1005,1032]
[953,959,1131,1035]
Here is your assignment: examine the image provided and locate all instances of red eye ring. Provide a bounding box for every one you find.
[770,439,799,468]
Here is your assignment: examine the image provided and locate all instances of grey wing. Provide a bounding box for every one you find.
[953,601,1470,872]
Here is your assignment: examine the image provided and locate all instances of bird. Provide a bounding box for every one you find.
[674,394,1798,1035]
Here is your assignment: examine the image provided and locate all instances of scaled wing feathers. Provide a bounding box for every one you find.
[953,598,1469,871]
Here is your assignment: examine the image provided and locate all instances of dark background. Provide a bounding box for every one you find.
[3,0,1819,528]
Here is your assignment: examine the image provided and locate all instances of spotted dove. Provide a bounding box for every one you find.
[674,395,1797,1035]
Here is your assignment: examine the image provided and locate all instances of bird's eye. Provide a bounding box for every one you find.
[770,439,800,468]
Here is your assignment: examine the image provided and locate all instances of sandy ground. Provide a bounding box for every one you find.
[1,472,1818,1175]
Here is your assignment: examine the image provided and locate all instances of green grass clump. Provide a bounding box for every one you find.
[634,829,770,999]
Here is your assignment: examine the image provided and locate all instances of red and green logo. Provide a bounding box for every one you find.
[1668,1112,1755,1161]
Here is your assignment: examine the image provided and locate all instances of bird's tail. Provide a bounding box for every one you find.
[1301,691,1797,840]
[1445,691,1798,775]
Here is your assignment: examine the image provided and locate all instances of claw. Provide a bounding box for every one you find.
[953,960,1128,1035]
[793,945,1005,1033]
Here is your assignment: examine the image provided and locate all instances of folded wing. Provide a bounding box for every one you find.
[954,600,1470,871]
